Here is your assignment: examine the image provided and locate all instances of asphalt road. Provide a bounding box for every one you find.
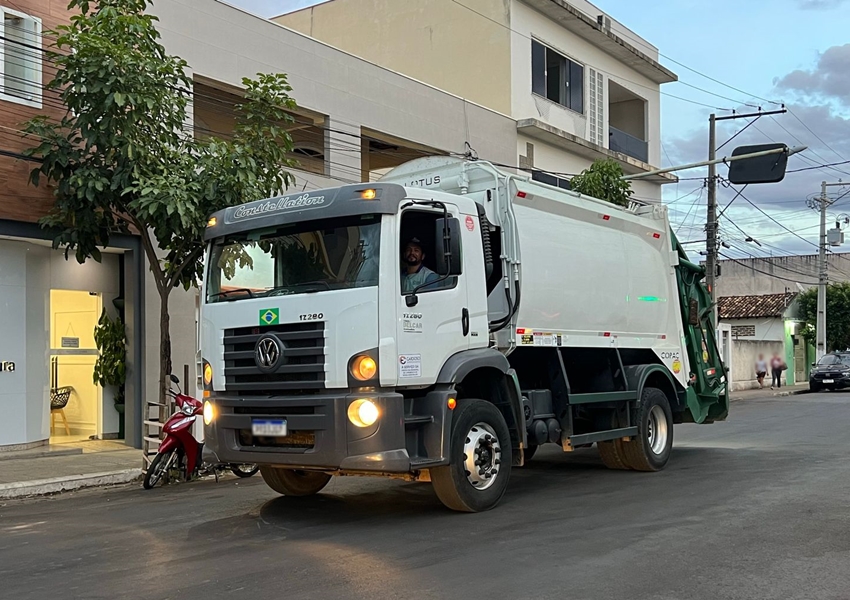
[3,392,850,600]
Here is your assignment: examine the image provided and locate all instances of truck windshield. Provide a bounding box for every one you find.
[206,214,381,303]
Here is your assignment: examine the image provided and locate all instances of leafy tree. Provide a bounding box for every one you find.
[569,159,633,207]
[92,309,127,403]
[798,282,850,352]
[24,0,297,407]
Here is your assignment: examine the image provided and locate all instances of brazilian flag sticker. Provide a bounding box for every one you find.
[259,308,279,326]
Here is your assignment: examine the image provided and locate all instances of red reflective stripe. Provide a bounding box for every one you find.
[517,191,527,198]
[653,232,661,239]
[602,214,611,221]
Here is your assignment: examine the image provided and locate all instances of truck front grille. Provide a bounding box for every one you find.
[223,322,325,395]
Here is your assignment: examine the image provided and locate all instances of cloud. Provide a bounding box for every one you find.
[664,46,850,253]
[775,44,850,106]
[796,0,848,8]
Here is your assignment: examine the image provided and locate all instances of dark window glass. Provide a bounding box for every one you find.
[569,60,584,113]
[531,40,545,96]
[531,40,584,114]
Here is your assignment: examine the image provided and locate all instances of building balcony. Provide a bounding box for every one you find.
[609,126,648,163]
[516,118,676,184]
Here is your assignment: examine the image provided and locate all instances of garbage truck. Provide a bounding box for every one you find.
[199,156,728,512]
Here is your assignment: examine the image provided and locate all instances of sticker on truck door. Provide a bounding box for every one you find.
[399,354,422,378]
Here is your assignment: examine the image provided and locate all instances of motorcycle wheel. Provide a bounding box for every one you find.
[230,463,260,478]
[143,450,175,489]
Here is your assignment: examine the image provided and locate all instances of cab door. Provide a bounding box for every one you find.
[395,205,469,386]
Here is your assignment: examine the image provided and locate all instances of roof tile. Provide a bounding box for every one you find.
[718,293,797,319]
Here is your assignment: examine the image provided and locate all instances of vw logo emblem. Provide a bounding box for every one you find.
[255,334,283,373]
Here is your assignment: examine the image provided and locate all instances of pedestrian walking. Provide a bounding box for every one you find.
[770,352,786,390]
[755,354,768,389]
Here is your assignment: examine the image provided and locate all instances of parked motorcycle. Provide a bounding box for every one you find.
[143,374,259,489]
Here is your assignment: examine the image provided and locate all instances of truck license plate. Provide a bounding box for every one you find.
[823,379,834,384]
[252,419,287,436]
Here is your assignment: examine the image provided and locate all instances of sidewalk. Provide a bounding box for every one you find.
[730,383,809,402]
[0,440,141,500]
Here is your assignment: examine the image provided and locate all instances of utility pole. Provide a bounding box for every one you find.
[811,180,850,359]
[817,180,828,360]
[706,114,717,326]
[702,109,787,329]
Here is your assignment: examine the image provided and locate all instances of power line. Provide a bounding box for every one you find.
[719,252,818,284]
[788,109,848,163]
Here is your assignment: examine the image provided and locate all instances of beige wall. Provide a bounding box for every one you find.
[274,0,514,115]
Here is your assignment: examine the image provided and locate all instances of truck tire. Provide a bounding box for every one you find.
[260,467,332,496]
[621,387,674,472]
[431,399,512,512]
[597,439,630,470]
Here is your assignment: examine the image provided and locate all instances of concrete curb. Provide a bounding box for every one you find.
[731,388,810,402]
[0,468,142,500]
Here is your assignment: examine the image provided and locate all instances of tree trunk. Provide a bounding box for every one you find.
[158,287,173,430]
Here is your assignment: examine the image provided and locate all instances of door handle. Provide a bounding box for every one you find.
[462,308,469,336]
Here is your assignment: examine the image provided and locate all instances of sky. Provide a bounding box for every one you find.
[225,0,850,265]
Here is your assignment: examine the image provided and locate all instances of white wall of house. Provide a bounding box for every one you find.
[725,317,788,390]
[510,1,662,168]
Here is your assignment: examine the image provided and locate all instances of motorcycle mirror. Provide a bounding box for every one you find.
[170,374,180,384]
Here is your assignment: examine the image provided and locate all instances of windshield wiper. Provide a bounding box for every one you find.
[209,288,256,302]
[267,280,332,295]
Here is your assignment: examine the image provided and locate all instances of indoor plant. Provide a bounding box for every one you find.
[93,309,127,438]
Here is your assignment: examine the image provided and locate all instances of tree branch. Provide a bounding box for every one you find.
[128,213,166,295]
[167,246,204,289]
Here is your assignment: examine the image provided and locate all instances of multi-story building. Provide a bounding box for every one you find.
[274,0,678,202]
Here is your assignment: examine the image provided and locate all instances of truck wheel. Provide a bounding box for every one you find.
[597,439,630,470]
[621,387,673,472]
[260,467,332,496]
[431,399,512,512]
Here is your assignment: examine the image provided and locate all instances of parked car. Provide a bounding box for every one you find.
[809,353,850,392]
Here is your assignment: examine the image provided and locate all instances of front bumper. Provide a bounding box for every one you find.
[810,372,850,388]
[202,391,410,473]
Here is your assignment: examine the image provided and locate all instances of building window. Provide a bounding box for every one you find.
[0,8,42,107]
[531,39,583,114]
[531,170,570,190]
[290,144,326,175]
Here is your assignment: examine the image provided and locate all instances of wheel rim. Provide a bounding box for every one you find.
[647,405,669,455]
[149,452,173,486]
[462,422,502,491]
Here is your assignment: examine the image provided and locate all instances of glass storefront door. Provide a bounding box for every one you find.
[49,290,102,443]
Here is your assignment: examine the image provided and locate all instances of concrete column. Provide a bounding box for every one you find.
[325,118,362,185]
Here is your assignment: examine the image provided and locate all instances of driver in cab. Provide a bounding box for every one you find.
[401,237,440,294]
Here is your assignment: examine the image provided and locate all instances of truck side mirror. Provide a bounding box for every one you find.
[435,217,462,277]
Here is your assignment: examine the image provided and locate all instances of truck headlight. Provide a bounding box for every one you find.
[347,399,379,427]
[350,354,377,381]
[203,401,215,426]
